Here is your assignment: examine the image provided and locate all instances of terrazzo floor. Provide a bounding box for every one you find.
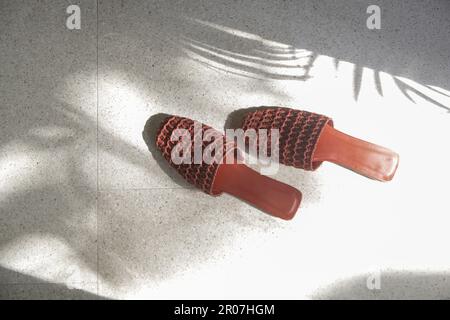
[1,0,450,299]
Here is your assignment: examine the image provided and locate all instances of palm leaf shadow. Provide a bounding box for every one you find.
[333,57,450,112]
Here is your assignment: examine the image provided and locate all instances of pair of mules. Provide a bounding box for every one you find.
[151,107,399,220]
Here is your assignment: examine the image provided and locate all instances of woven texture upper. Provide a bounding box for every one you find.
[156,115,236,195]
[241,107,332,170]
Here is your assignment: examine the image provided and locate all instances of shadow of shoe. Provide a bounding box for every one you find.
[142,113,191,188]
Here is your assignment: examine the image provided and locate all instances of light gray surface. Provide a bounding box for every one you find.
[0,0,98,297]
[0,265,100,300]
[1,0,450,299]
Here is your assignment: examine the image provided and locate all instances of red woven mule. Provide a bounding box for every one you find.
[155,115,302,220]
[241,107,399,181]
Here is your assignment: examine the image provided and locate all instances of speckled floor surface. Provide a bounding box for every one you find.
[1,0,450,299]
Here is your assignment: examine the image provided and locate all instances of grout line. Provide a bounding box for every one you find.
[96,0,99,296]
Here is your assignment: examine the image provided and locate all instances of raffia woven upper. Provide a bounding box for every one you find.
[155,115,236,195]
[241,107,332,170]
